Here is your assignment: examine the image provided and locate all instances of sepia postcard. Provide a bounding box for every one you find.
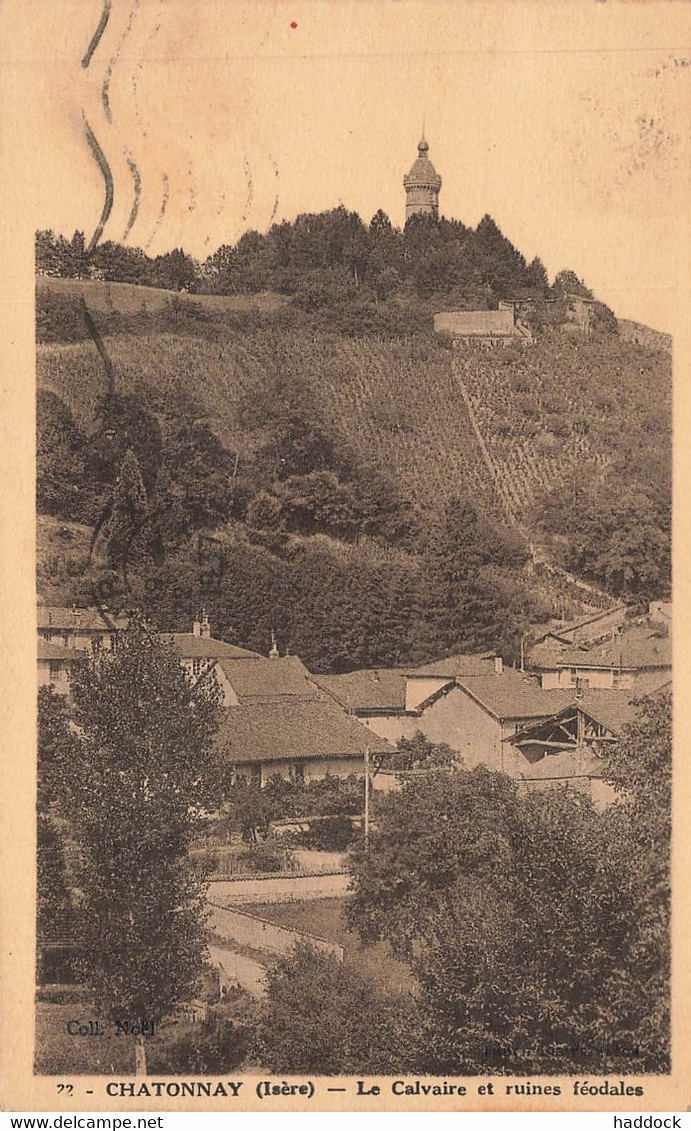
[1,0,690,1115]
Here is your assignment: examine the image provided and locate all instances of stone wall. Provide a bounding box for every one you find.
[207,901,344,962]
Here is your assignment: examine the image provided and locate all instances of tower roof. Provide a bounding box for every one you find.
[404,136,442,189]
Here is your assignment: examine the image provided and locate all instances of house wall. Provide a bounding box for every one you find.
[40,628,114,651]
[517,776,618,809]
[405,677,449,711]
[207,902,344,963]
[416,686,506,771]
[359,713,418,745]
[234,755,366,787]
[38,659,71,694]
[538,667,634,691]
[214,664,240,706]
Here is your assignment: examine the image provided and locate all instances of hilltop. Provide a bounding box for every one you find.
[35,216,671,668]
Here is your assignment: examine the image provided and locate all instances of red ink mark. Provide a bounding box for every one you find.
[290,20,298,28]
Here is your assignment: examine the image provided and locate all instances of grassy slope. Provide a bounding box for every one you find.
[37,275,289,315]
[37,324,494,513]
[36,277,671,612]
[249,897,416,995]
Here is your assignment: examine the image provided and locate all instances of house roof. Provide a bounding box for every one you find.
[218,655,319,704]
[576,690,640,734]
[313,669,407,713]
[508,691,640,745]
[517,746,605,781]
[38,639,80,661]
[456,669,573,722]
[162,634,261,660]
[404,138,442,188]
[215,699,395,765]
[37,606,128,632]
[532,605,628,645]
[529,625,671,671]
[408,652,497,679]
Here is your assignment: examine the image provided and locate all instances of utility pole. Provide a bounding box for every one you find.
[364,745,370,850]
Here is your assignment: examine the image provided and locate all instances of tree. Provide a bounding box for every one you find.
[57,619,224,1032]
[256,944,420,1073]
[103,448,151,573]
[595,692,671,1068]
[348,765,669,1074]
[383,732,457,772]
[37,688,77,938]
[36,391,96,522]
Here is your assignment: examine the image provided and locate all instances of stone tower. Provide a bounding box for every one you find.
[403,134,442,221]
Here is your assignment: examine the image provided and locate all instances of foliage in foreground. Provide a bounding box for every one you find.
[255,944,421,1075]
[38,621,224,1024]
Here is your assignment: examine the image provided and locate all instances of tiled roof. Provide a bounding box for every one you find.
[404,140,441,187]
[456,669,573,722]
[518,746,605,781]
[530,625,671,671]
[532,605,627,644]
[575,690,641,735]
[313,669,407,712]
[37,606,128,631]
[509,691,640,744]
[38,639,80,661]
[162,634,261,660]
[218,656,319,704]
[215,700,395,765]
[409,652,497,678]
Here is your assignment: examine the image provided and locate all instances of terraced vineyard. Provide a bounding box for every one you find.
[37,327,497,518]
[36,279,671,545]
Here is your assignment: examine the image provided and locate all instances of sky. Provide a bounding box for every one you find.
[5,0,691,331]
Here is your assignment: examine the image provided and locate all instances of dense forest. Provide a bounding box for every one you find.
[36,209,671,667]
[38,209,572,311]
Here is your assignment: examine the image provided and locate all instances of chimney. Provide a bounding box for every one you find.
[193,619,201,638]
[269,630,280,660]
[494,655,503,675]
[200,611,211,639]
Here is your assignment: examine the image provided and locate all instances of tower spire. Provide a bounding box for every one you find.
[403,130,441,222]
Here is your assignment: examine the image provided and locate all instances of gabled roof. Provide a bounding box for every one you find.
[408,652,497,679]
[38,639,80,661]
[313,669,407,713]
[37,606,128,632]
[456,669,573,722]
[508,691,640,745]
[215,699,395,765]
[532,605,628,645]
[218,655,319,704]
[576,690,640,734]
[518,746,605,781]
[162,634,261,660]
[529,625,671,671]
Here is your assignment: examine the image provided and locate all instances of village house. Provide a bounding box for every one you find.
[213,655,394,785]
[503,689,644,805]
[37,607,261,695]
[37,638,80,695]
[37,603,128,652]
[313,652,500,745]
[316,653,575,775]
[527,621,671,694]
[160,613,261,683]
[214,700,394,786]
[531,604,628,648]
[433,307,532,347]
